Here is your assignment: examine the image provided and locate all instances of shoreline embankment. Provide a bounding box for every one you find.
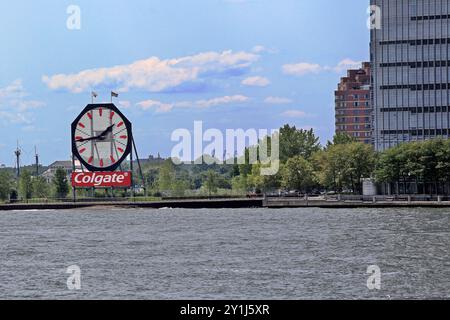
[2,197,450,211]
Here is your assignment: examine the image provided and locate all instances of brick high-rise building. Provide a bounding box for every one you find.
[371,0,450,151]
[335,62,372,144]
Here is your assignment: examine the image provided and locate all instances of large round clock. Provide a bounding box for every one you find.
[71,103,132,172]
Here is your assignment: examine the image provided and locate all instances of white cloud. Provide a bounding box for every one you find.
[22,125,38,132]
[195,95,249,108]
[252,45,266,53]
[242,76,270,87]
[42,50,259,94]
[118,100,131,109]
[136,100,174,113]
[0,80,44,124]
[136,95,249,113]
[328,59,362,73]
[252,45,278,54]
[281,110,308,118]
[264,96,292,104]
[282,59,363,76]
[13,100,46,112]
[282,62,322,76]
[0,111,33,124]
[0,79,26,99]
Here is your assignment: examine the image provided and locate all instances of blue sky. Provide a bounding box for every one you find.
[0,0,370,166]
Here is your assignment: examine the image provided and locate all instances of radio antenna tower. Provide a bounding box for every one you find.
[35,146,39,176]
[14,141,21,179]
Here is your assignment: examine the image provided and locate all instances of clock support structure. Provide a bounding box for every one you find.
[71,103,146,202]
[131,136,146,199]
[71,134,146,202]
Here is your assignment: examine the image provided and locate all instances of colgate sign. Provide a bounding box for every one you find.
[72,171,131,187]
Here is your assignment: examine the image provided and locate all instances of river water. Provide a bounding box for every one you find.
[0,207,449,300]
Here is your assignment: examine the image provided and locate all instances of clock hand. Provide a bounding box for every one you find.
[103,124,115,135]
[76,136,100,142]
[76,125,115,142]
[97,124,115,140]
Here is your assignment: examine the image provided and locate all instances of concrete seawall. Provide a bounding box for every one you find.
[0,198,264,211]
[2,198,450,211]
[264,198,450,208]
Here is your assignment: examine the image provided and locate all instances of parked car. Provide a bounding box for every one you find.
[283,190,301,197]
[246,189,263,198]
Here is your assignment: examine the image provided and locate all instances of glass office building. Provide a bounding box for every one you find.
[370,0,450,150]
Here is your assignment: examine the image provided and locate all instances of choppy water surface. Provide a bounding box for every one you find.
[0,207,449,299]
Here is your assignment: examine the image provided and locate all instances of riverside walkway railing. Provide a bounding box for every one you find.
[323,194,450,202]
[263,194,450,208]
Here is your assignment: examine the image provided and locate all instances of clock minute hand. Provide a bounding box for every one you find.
[77,135,101,142]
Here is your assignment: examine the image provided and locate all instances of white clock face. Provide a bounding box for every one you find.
[74,106,129,169]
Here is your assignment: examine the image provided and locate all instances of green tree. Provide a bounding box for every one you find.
[238,149,253,177]
[281,156,314,192]
[53,168,69,198]
[436,139,450,188]
[232,164,240,177]
[279,125,321,162]
[420,139,442,193]
[325,132,357,149]
[246,162,283,192]
[0,171,13,201]
[204,170,219,197]
[346,143,376,194]
[173,171,192,197]
[172,179,190,197]
[312,149,336,190]
[144,168,160,192]
[315,142,375,194]
[32,176,51,199]
[375,142,427,194]
[375,139,450,195]
[156,159,195,196]
[19,170,33,200]
[247,164,265,192]
[158,160,176,192]
[231,175,248,193]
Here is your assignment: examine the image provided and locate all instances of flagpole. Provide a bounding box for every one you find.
[111,91,118,103]
[91,91,98,104]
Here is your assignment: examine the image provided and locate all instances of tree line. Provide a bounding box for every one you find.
[148,125,450,196]
[2,124,450,202]
[0,168,69,202]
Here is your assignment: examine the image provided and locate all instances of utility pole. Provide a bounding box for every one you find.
[35,146,39,176]
[14,141,21,179]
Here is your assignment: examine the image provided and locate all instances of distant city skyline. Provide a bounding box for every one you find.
[0,0,370,166]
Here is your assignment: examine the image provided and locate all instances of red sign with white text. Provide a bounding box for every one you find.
[72,171,132,187]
